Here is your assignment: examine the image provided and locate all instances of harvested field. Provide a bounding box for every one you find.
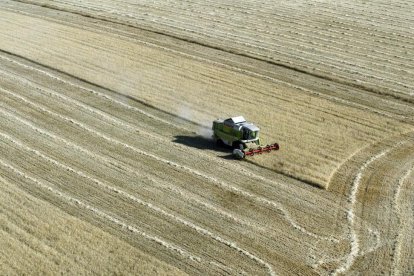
[0,0,413,275]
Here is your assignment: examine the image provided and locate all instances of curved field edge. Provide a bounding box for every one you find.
[327,132,414,275]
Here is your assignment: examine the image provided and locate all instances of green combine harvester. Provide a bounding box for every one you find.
[212,116,279,159]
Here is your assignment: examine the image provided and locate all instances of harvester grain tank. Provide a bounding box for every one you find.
[212,116,279,159]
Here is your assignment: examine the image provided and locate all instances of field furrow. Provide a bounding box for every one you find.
[1,1,413,274]
[13,0,414,99]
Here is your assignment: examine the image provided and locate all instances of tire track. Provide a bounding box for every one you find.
[0,40,409,124]
[0,54,185,132]
[5,2,414,89]
[0,130,276,275]
[17,0,413,98]
[0,84,337,243]
[333,139,409,275]
[0,57,344,239]
[0,98,275,275]
[391,166,414,275]
[0,106,265,232]
[0,158,201,263]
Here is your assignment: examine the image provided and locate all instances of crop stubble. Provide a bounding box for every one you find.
[0,0,413,275]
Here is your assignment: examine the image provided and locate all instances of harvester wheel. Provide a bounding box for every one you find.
[233,142,244,150]
[233,149,245,159]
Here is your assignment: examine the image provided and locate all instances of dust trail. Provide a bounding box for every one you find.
[0,54,186,131]
[0,104,267,232]
[2,104,261,231]
[0,129,275,276]
[0,158,200,262]
[176,103,212,139]
[333,140,407,275]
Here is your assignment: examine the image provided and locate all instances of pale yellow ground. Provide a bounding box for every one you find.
[0,1,413,275]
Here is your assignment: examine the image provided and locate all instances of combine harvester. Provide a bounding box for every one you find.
[212,116,279,159]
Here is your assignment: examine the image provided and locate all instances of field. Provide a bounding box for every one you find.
[0,0,413,275]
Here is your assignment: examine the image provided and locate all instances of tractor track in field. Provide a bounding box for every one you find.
[0,130,276,276]
[1,3,414,125]
[328,133,414,275]
[0,159,202,263]
[0,23,410,186]
[332,141,405,275]
[0,66,341,244]
[0,58,346,236]
[1,1,414,274]
[390,167,414,275]
[0,106,261,232]
[0,55,343,274]
[8,0,414,102]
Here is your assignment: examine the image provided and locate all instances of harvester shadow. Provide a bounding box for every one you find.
[242,159,323,189]
[173,135,234,156]
[175,135,322,188]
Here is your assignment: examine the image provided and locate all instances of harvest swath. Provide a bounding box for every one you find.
[0,0,413,275]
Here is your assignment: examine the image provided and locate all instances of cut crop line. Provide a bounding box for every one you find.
[0,61,344,241]
[41,1,414,94]
[0,68,287,190]
[0,106,263,232]
[22,0,414,39]
[0,129,275,276]
[0,158,200,262]
[0,54,395,229]
[391,166,414,276]
[0,121,275,275]
[0,54,186,131]
[0,42,409,124]
[1,64,350,212]
[8,3,414,77]
[0,68,175,144]
[0,84,335,243]
[333,140,408,275]
[40,3,414,85]
[9,2,414,66]
[8,0,414,95]
[37,0,414,53]
[1,67,294,196]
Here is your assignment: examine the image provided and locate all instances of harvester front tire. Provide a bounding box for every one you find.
[233,149,245,159]
[233,142,244,150]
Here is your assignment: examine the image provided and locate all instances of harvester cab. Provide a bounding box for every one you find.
[212,116,279,159]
